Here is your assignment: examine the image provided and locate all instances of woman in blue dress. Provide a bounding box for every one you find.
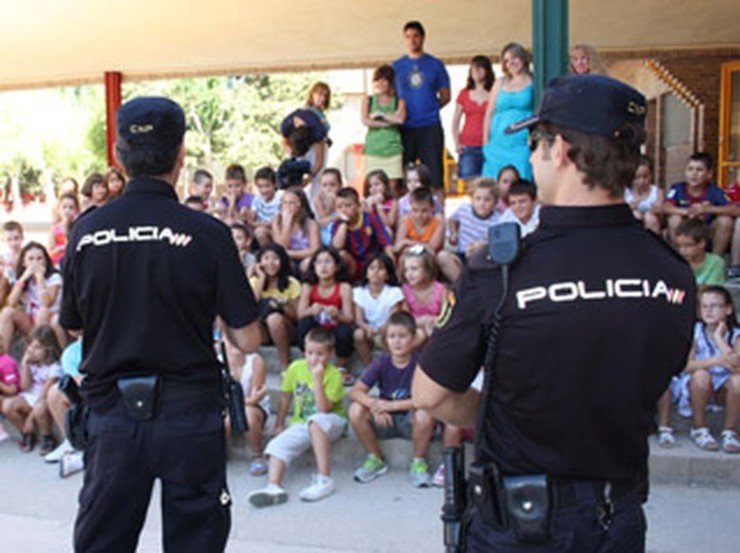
[482,42,534,181]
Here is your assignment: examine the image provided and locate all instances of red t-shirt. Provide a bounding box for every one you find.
[456,89,488,147]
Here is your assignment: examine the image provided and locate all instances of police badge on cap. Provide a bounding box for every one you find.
[116,97,186,152]
[506,75,646,140]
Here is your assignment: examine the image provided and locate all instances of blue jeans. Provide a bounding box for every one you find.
[457,146,484,180]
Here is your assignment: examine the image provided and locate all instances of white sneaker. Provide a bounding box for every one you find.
[0,423,8,443]
[299,474,335,502]
[248,484,288,508]
[60,451,85,478]
[45,438,73,463]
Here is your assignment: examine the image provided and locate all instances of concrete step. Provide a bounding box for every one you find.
[253,346,740,488]
[230,423,740,489]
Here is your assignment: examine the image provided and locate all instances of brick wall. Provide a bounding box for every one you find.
[606,47,740,185]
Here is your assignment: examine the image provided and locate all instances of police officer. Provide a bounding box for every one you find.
[413,75,696,552]
[60,97,261,553]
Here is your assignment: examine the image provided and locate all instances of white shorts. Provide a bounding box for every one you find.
[265,413,346,465]
[19,391,40,408]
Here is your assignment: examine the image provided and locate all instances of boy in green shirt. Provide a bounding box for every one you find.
[248,328,346,507]
[675,218,726,285]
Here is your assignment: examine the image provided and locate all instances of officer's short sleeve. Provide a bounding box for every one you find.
[419,265,492,393]
[214,231,259,329]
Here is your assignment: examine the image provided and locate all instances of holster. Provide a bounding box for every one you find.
[469,462,508,531]
[117,375,159,421]
[64,403,89,451]
[59,374,88,450]
[225,373,249,434]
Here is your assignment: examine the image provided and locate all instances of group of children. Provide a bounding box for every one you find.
[172,157,541,508]
[622,152,740,454]
[3,138,740,514]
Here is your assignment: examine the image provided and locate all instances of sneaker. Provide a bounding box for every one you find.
[721,430,740,454]
[353,455,388,483]
[409,459,431,488]
[60,451,85,478]
[432,463,446,487]
[299,474,335,502]
[248,484,288,508]
[690,427,719,451]
[657,426,676,449]
[0,423,8,443]
[44,438,74,463]
[18,433,35,453]
[248,457,268,477]
[38,435,58,456]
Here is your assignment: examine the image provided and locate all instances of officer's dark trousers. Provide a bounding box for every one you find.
[467,481,646,552]
[74,395,229,553]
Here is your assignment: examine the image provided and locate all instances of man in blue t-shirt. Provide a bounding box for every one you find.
[393,20,450,195]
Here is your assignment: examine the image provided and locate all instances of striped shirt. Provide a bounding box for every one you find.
[451,203,500,253]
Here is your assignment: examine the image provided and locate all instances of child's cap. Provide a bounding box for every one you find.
[506,74,646,140]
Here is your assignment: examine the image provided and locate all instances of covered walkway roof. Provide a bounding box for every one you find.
[2,0,739,91]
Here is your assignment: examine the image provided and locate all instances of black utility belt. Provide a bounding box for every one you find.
[117,375,220,421]
[468,462,634,543]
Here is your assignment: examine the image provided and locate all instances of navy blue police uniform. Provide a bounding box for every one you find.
[60,98,259,553]
[419,76,696,552]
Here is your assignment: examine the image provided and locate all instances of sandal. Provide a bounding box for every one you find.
[249,457,268,476]
[39,435,58,456]
[657,426,676,448]
[721,430,740,454]
[18,433,35,453]
[690,427,719,451]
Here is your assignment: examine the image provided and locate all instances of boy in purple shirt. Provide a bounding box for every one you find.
[347,311,435,487]
[217,163,254,224]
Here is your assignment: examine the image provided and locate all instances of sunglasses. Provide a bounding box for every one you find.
[528,129,556,152]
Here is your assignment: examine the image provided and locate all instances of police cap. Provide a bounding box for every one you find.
[506,74,646,139]
[116,96,186,152]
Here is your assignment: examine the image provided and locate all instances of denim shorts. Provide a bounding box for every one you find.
[457,146,484,180]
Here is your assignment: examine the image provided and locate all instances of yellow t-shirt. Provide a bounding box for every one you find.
[249,275,301,305]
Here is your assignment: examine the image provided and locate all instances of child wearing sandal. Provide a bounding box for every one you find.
[0,325,62,454]
[662,285,740,453]
[231,351,271,476]
[247,328,346,507]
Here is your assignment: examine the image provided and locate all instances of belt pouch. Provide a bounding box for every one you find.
[117,375,159,421]
[502,474,552,543]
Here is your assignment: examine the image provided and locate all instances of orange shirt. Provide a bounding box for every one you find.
[404,216,440,244]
